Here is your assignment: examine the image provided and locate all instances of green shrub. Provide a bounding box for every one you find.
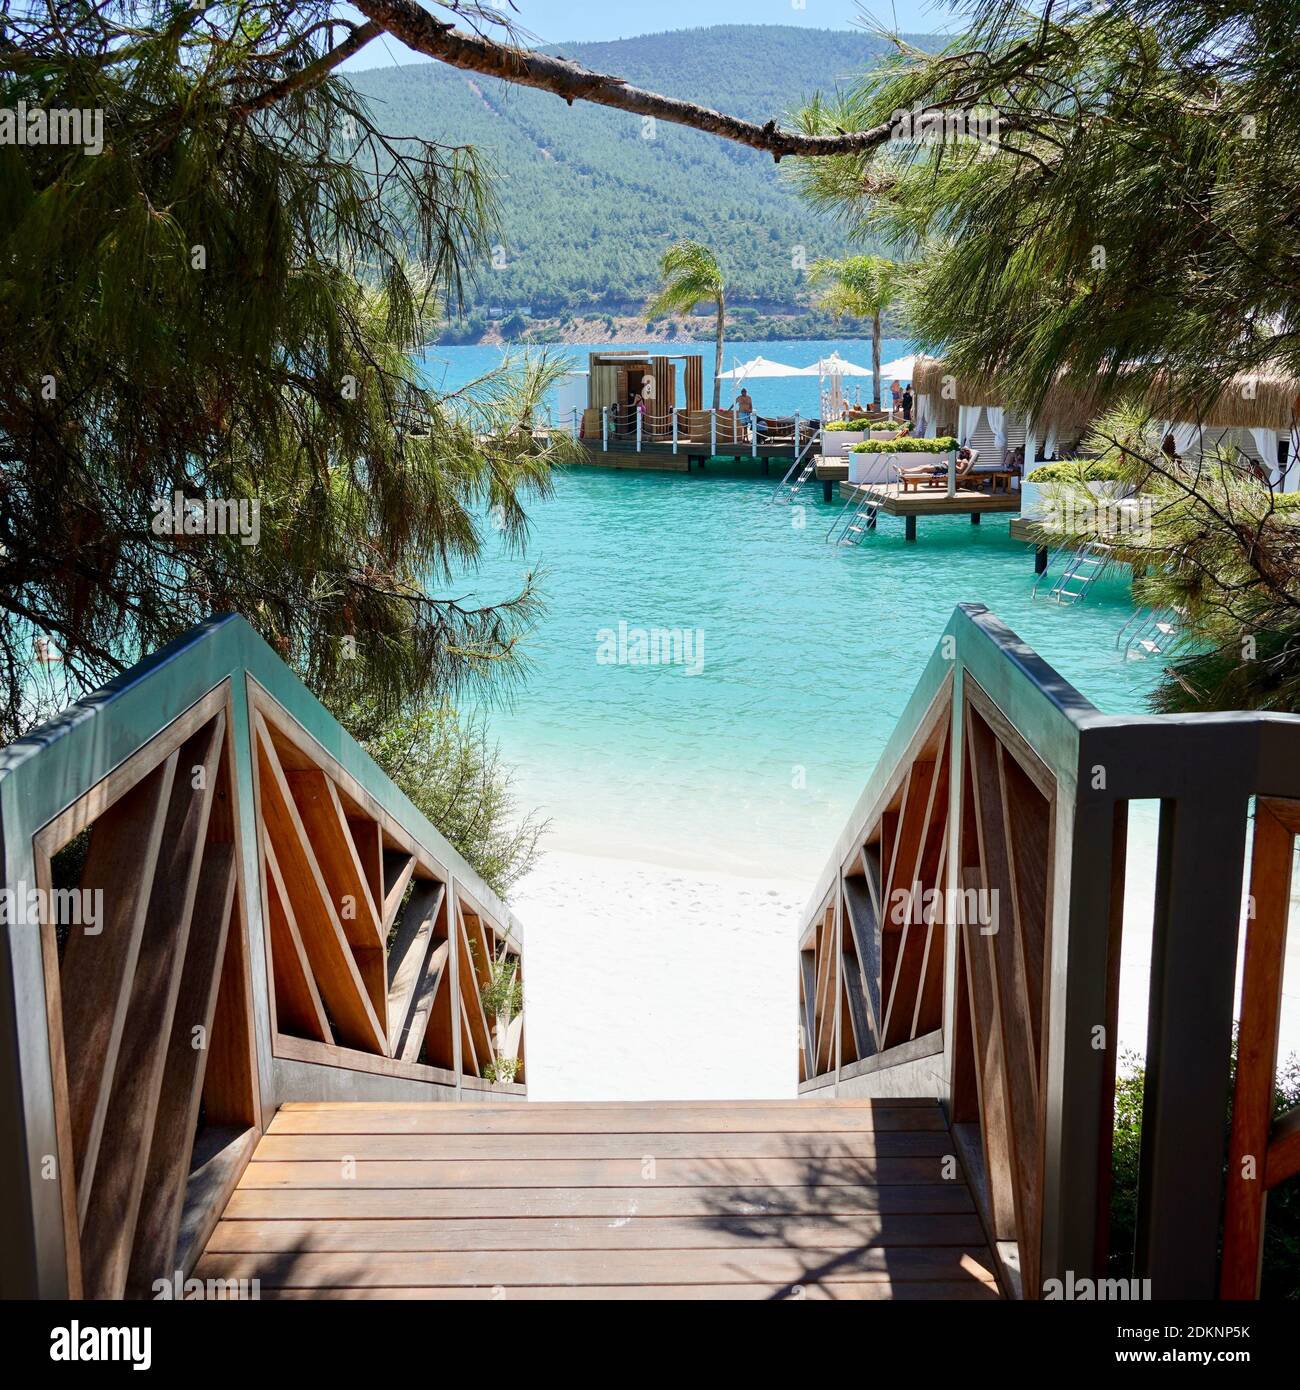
[823,419,872,432]
[1028,459,1126,482]
[851,435,958,454]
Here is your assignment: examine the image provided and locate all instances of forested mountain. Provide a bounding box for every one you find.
[349,26,929,330]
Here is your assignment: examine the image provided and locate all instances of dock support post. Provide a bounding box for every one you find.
[905,515,917,542]
[602,407,608,452]
[635,412,642,452]
[970,512,981,525]
[672,411,678,455]
[822,479,833,503]
[1035,545,1048,575]
[710,411,717,457]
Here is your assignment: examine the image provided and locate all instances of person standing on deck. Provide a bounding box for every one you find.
[735,386,762,440]
[902,384,914,423]
[890,380,903,418]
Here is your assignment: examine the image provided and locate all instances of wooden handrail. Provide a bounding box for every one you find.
[0,615,526,1299]
[798,604,1300,1300]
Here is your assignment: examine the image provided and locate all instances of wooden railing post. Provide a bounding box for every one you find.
[1038,786,1127,1291]
[1221,799,1295,1297]
[1135,793,1250,1297]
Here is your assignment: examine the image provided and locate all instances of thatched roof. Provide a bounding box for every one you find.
[911,357,1300,430]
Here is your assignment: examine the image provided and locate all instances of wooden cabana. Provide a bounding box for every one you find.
[586,351,703,435]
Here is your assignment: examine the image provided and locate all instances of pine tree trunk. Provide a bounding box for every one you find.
[712,291,725,409]
[872,312,882,411]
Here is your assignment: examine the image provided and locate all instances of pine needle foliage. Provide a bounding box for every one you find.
[0,2,582,741]
[789,2,1300,712]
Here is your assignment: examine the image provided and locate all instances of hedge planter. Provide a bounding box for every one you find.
[821,430,865,458]
[849,449,955,485]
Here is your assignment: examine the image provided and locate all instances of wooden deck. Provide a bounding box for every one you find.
[196,1099,1002,1300]
[841,481,1020,541]
[842,481,1021,516]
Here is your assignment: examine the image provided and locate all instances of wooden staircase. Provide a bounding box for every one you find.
[195,1099,1002,1300]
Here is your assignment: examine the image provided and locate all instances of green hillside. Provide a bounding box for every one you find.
[349,26,926,327]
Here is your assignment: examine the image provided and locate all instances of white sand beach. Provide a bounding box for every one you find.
[513,850,805,1100]
[513,818,1300,1101]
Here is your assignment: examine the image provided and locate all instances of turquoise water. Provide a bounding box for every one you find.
[448,435,1161,881]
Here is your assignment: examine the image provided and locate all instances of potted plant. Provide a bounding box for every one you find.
[821,418,868,457]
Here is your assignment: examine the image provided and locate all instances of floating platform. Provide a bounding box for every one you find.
[840,481,1021,542]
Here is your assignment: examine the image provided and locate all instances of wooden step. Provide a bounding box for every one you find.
[199,1100,1002,1300]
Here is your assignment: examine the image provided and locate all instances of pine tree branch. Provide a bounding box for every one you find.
[351,0,921,159]
[236,21,385,115]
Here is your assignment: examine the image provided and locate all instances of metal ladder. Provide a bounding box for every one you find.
[769,427,823,504]
[1042,542,1111,604]
[826,488,879,545]
[1117,607,1184,660]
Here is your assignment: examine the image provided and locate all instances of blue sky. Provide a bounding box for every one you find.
[343,1,966,70]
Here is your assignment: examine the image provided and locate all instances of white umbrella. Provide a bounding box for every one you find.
[878,354,917,381]
[797,352,874,377]
[716,355,803,380]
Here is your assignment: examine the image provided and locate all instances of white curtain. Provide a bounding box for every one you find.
[1044,424,1058,460]
[986,406,1006,451]
[1249,427,1278,481]
[914,392,930,436]
[1170,421,1202,458]
[958,404,979,445]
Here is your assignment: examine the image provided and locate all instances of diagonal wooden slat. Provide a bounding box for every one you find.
[455,901,493,1074]
[813,907,837,1076]
[842,870,882,1051]
[964,713,1040,1286]
[799,949,817,1075]
[911,837,948,1041]
[459,995,481,1077]
[79,712,226,1299]
[346,815,385,923]
[382,849,417,933]
[286,769,383,951]
[423,950,457,1071]
[1266,1106,1300,1190]
[125,843,238,1297]
[60,750,179,1227]
[883,731,947,1048]
[286,768,386,1036]
[996,744,1050,1063]
[386,881,447,1049]
[503,1011,524,1066]
[262,830,331,1044]
[399,941,451,1063]
[253,712,386,1053]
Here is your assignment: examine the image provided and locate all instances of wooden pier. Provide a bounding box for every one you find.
[841,480,1021,541]
[575,439,849,500]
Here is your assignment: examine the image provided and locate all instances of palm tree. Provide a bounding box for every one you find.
[647,241,727,408]
[807,255,898,409]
